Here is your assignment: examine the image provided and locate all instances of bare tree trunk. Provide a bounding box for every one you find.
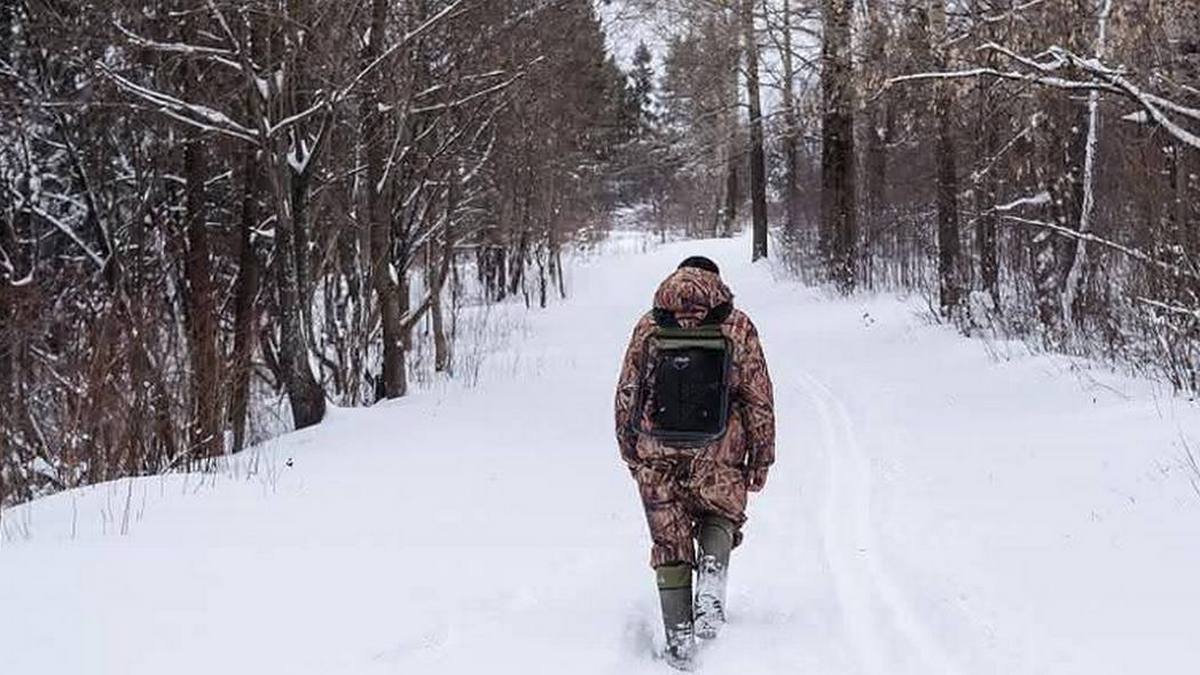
[228,143,260,453]
[510,224,528,299]
[975,23,1001,306]
[821,0,857,290]
[977,128,1000,305]
[180,26,222,459]
[291,167,314,332]
[722,153,739,237]
[1061,0,1113,327]
[721,32,739,239]
[338,221,366,404]
[863,0,891,281]
[935,106,961,313]
[742,0,769,261]
[0,293,10,411]
[930,0,961,315]
[0,202,15,407]
[363,0,406,400]
[247,3,326,429]
[780,0,800,243]
[432,168,454,373]
[431,263,450,372]
[269,148,326,428]
[0,212,15,504]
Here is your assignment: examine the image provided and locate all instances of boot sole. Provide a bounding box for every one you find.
[665,655,698,672]
[694,610,724,639]
[694,593,724,640]
[695,621,723,640]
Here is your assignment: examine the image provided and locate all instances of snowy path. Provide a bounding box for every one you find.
[4,234,1200,674]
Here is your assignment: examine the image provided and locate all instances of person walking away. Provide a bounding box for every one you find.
[614,256,776,669]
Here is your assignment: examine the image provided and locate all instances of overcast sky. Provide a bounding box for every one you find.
[596,0,668,67]
[595,0,812,116]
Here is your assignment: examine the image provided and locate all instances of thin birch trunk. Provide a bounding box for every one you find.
[1061,0,1114,327]
[780,0,800,243]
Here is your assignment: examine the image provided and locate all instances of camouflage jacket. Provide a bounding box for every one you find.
[614,267,775,472]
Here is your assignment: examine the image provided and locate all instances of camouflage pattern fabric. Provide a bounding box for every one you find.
[615,266,776,568]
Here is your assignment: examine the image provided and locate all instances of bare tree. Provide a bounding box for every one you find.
[743,0,769,261]
[821,0,857,289]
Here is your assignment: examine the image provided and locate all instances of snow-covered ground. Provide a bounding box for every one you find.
[3,233,1200,674]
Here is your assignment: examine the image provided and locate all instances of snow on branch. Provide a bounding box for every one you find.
[0,244,18,282]
[886,41,1200,152]
[200,0,467,142]
[267,102,332,139]
[1047,47,1200,150]
[997,214,1200,281]
[885,66,1120,96]
[992,192,1051,212]
[99,65,258,143]
[113,21,243,71]
[982,42,1200,125]
[409,60,541,115]
[969,113,1044,183]
[979,0,1048,25]
[4,185,107,270]
[1136,297,1200,322]
[336,0,468,106]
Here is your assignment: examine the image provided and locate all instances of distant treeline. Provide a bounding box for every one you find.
[616,0,1200,391]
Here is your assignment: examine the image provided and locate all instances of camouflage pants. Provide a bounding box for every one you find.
[634,457,748,569]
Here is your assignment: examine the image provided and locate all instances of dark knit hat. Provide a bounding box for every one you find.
[678,256,720,276]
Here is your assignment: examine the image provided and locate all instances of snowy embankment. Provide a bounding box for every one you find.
[3,233,1199,674]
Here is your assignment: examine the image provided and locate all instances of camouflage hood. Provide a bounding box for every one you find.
[652,267,734,327]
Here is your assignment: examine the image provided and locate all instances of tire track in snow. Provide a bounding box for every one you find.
[798,371,889,675]
[796,369,960,675]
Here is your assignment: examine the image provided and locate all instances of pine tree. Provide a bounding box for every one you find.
[629,42,658,140]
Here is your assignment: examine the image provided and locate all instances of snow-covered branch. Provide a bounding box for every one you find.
[998,214,1200,281]
[1135,297,1200,322]
[409,64,539,115]
[113,21,243,71]
[885,66,1119,96]
[888,40,1200,152]
[978,0,1048,25]
[1053,48,1200,150]
[337,0,468,105]
[992,192,1051,212]
[4,185,107,270]
[99,65,258,143]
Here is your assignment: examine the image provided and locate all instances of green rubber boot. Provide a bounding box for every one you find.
[695,517,734,639]
[656,563,696,670]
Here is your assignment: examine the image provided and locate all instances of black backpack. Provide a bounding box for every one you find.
[631,303,734,446]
